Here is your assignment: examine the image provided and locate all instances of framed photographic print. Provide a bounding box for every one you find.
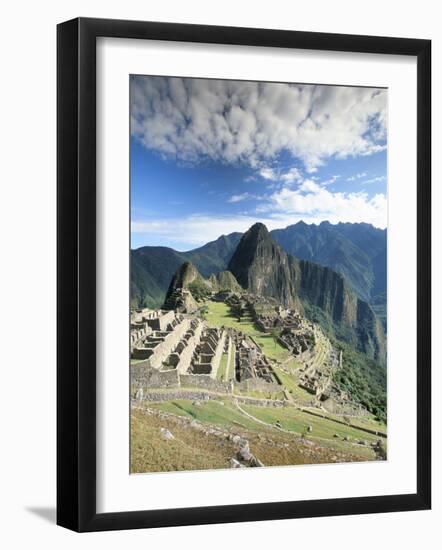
[57,17,431,532]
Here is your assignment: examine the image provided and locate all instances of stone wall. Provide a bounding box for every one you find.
[145,310,176,331]
[176,321,204,374]
[320,398,371,418]
[210,329,226,378]
[234,378,282,394]
[236,396,285,407]
[130,323,152,348]
[145,318,191,369]
[131,363,179,390]
[180,374,232,394]
[135,390,219,403]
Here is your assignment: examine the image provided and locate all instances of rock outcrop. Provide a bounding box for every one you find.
[163,262,203,312]
[164,261,241,311]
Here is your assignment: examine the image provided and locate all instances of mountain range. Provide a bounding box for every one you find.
[132,221,386,322]
[131,221,386,363]
[271,221,386,327]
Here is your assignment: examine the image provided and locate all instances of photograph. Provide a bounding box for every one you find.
[129,75,388,473]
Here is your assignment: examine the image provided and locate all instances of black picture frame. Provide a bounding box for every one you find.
[57,17,431,532]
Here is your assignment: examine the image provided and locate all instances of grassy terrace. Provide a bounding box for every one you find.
[272,365,314,404]
[205,301,290,363]
[321,410,387,436]
[216,352,229,380]
[241,404,380,444]
[145,398,380,463]
[149,399,381,444]
[131,402,378,472]
[150,399,263,431]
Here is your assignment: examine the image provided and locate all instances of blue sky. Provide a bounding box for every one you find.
[131,76,387,251]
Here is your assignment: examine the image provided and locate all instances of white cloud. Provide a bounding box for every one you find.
[320,174,341,186]
[347,172,367,181]
[132,213,323,249]
[132,184,386,250]
[258,165,302,184]
[131,215,270,249]
[257,181,386,228]
[131,77,387,172]
[259,167,277,180]
[228,192,260,203]
[280,167,303,183]
[361,175,387,185]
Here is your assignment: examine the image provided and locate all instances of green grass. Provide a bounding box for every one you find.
[217,352,229,380]
[150,399,264,431]
[242,404,380,443]
[150,398,380,447]
[272,366,313,404]
[324,411,387,435]
[285,358,303,371]
[205,301,290,362]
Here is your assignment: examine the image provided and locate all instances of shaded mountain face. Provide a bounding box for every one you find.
[228,223,300,310]
[293,259,386,362]
[131,232,241,308]
[228,223,386,363]
[270,221,387,308]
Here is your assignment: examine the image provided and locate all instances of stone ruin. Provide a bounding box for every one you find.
[161,318,204,373]
[189,327,226,377]
[298,345,342,402]
[131,309,192,368]
[278,327,315,357]
[130,306,283,396]
[255,306,303,333]
[163,287,198,313]
[231,331,274,384]
[131,309,227,381]
[130,308,176,350]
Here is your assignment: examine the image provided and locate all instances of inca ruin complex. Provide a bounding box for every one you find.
[131,292,353,413]
[130,223,387,473]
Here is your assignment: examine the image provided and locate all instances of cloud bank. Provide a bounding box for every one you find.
[131,77,387,172]
[260,179,387,229]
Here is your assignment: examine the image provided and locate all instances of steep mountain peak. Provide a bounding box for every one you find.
[171,261,201,287]
[163,261,206,312]
[247,222,270,238]
[228,223,296,307]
